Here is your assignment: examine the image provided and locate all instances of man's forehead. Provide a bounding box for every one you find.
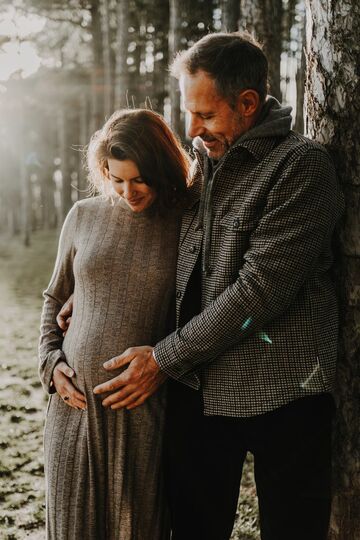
[179,71,222,111]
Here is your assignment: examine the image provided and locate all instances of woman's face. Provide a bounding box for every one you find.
[106,158,157,212]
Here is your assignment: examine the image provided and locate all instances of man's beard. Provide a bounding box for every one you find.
[201,112,245,159]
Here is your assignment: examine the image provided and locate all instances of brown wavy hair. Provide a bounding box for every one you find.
[87,108,191,212]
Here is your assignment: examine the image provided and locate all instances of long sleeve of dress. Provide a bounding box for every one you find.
[38,203,78,394]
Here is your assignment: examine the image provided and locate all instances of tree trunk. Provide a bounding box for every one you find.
[100,0,113,118]
[77,95,89,199]
[169,0,187,139]
[90,0,104,133]
[239,0,283,101]
[221,0,240,31]
[152,2,169,114]
[57,108,72,223]
[305,1,360,539]
[294,20,305,134]
[19,106,31,246]
[40,152,56,229]
[114,0,130,108]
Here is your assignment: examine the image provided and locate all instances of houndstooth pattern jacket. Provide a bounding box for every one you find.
[154,99,344,417]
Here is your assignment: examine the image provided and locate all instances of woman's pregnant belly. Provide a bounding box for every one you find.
[60,312,139,393]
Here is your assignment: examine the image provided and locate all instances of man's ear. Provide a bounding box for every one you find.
[237,90,261,118]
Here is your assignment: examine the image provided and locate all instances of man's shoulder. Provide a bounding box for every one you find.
[278,131,331,161]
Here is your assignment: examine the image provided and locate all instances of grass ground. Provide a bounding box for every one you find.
[0,231,260,539]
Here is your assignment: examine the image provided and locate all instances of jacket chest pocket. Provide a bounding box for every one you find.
[217,210,260,272]
[220,210,259,233]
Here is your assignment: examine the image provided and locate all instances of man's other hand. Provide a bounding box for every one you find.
[93,346,167,410]
[56,293,74,335]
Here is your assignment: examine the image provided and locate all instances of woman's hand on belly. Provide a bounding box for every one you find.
[53,361,87,410]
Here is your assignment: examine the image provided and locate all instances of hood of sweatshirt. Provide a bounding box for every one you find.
[193,96,293,157]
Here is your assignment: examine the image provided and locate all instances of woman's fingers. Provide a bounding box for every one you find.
[59,389,86,410]
[61,395,86,410]
[53,362,86,409]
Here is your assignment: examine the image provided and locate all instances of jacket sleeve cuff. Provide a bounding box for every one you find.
[39,349,66,394]
[154,336,200,390]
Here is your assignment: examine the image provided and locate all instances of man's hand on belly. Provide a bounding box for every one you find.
[93,346,167,410]
[56,293,74,336]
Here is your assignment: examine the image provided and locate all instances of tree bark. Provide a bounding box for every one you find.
[305,1,360,539]
[100,0,113,118]
[77,95,89,199]
[239,0,283,101]
[89,0,104,133]
[57,108,72,223]
[169,0,187,139]
[221,0,240,31]
[114,0,130,108]
[294,19,305,134]
[152,3,169,114]
[19,105,31,246]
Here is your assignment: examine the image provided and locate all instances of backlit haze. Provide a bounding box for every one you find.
[0,6,45,81]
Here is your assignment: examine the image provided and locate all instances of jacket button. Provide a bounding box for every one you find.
[233,218,240,229]
[189,245,197,253]
[176,290,182,299]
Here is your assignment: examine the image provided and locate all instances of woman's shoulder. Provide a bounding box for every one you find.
[75,195,109,210]
[73,196,118,219]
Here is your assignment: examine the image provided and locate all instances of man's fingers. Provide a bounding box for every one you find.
[100,384,137,407]
[93,371,131,394]
[56,361,74,378]
[56,293,74,330]
[56,313,67,330]
[111,390,145,410]
[57,313,71,331]
[103,351,132,371]
[126,394,148,410]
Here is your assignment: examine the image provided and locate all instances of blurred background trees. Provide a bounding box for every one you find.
[0,0,306,243]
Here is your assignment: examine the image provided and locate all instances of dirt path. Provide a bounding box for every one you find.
[0,232,57,539]
[0,232,259,540]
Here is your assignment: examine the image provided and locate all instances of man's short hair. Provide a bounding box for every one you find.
[171,31,269,106]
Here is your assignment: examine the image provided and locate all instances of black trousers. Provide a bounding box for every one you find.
[164,381,334,540]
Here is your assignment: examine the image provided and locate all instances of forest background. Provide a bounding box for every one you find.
[0,1,359,539]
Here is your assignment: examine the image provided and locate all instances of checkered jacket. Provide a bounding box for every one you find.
[154,122,344,417]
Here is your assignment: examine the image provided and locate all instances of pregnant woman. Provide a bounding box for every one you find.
[38,109,190,539]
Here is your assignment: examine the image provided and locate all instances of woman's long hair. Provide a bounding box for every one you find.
[87,108,191,212]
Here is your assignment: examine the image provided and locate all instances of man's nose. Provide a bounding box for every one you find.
[187,115,204,139]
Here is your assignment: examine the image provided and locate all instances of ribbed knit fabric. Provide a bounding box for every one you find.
[39,196,181,540]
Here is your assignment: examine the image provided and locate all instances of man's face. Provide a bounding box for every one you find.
[180,70,246,159]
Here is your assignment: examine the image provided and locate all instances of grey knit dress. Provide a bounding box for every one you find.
[39,196,181,540]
